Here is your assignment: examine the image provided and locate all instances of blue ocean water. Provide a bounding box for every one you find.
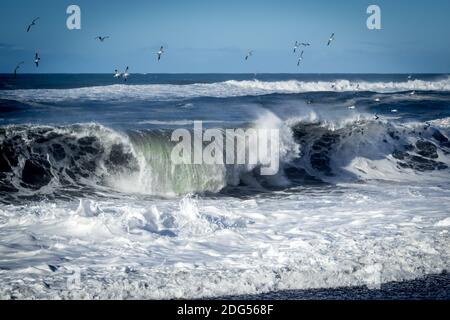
[0,74,449,299]
[1,74,450,129]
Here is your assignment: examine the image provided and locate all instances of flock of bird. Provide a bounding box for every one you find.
[13,16,339,79]
[107,33,334,80]
[12,17,416,120]
[13,17,41,77]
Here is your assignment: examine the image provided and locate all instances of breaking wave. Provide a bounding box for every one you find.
[1,78,450,103]
[289,117,450,183]
[1,112,450,202]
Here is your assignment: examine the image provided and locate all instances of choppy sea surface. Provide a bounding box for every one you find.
[0,73,449,299]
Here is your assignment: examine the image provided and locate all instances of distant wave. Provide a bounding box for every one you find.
[137,120,231,126]
[1,78,450,102]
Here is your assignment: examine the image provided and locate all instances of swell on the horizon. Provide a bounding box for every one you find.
[1,77,450,103]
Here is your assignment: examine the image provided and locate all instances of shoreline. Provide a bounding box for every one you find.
[213,272,450,300]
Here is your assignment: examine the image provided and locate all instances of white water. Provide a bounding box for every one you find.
[0,182,449,299]
[1,78,450,102]
[1,112,450,198]
[1,110,449,299]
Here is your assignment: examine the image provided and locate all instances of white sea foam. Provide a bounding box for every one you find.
[1,78,450,102]
[289,113,450,184]
[430,117,450,128]
[0,184,449,299]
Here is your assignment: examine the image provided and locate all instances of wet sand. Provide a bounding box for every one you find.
[216,272,450,300]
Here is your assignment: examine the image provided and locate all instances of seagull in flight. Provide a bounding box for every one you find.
[95,36,110,42]
[14,61,25,78]
[157,46,164,61]
[34,53,40,67]
[245,50,253,60]
[297,51,304,66]
[27,17,40,32]
[327,33,335,46]
[300,42,310,47]
[123,66,129,81]
[114,69,122,78]
[293,41,299,53]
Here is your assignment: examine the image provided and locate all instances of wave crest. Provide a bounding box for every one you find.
[1,115,450,201]
[1,77,450,103]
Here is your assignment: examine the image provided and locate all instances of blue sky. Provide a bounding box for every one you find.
[0,0,449,73]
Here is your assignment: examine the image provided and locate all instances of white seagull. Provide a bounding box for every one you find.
[114,69,122,78]
[348,105,356,109]
[34,53,40,67]
[293,41,299,53]
[157,46,164,61]
[297,51,304,66]
[327,33,335,46]
[391,109,398,113]
[245,50,253,60]
[123,66,129,81]
[27,17,40,32]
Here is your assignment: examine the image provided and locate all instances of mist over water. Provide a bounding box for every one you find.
[0,74,449,299]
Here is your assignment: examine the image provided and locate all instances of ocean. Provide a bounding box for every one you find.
[0,73,449,299]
